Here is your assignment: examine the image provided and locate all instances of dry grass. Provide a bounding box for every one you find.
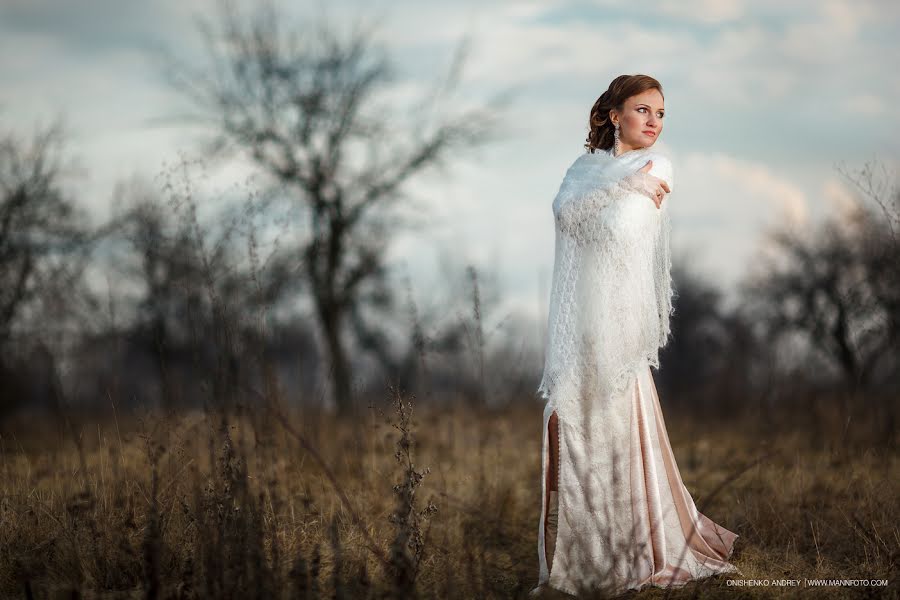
[0,385,897,599]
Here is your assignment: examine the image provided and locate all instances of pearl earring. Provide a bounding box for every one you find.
[613,122,620,156]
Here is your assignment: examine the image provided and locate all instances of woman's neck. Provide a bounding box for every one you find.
[611,143,650,158]
[614,143,647,157]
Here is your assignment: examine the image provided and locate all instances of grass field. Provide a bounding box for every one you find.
[0,386,897,599]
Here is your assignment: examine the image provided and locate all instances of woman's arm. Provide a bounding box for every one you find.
[624,155,673,209]
[554,178,637,241]
[555,153,674,240]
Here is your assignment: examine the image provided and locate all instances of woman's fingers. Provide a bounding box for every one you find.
[655,185,666,209]
[635,161,669,195]
[624,165,669,208]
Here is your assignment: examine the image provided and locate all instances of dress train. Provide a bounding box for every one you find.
[536,362,740,596]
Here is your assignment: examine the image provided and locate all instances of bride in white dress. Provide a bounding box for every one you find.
[532,74,741,597]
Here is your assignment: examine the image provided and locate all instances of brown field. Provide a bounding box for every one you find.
[0,389,897,599]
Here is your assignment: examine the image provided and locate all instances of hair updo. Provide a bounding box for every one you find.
[585,74,664,153]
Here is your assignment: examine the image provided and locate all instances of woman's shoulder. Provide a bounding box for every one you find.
[574,147,610,164]
[565,146,672,186]
[564,149,609,178]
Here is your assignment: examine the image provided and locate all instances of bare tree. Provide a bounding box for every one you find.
[160,1,505,415]
[740,190,900,394]
[837,159,900,345]
[105,168,276,411]
[837,159,900,242]
[0,119,95,360]
[116,177,215,409]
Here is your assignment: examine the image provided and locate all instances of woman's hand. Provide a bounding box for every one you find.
[623,160,671,209]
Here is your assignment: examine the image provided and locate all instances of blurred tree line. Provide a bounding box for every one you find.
[1,2,898,433]
[655,171,900,444]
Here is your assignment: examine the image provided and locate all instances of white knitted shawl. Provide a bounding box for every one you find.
[537,145,676,405]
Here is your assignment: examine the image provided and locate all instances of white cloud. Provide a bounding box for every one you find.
[844,94,886,116]
[821,0,876,36]
[777,0,879,66]
[658,0,746,24]
[670,152,809,300]
[822,176,863,221]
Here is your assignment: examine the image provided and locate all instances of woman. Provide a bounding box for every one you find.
[532,74,740,597]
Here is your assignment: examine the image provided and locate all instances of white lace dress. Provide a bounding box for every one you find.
[536,146,741,596]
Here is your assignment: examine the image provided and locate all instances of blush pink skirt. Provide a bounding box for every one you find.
[537,362,741,595]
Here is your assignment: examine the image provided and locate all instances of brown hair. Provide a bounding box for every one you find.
[585,74,664,153]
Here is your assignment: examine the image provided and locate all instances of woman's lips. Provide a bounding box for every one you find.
[643,130,656,137]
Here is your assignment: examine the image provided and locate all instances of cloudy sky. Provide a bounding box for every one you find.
[2,0,899,349]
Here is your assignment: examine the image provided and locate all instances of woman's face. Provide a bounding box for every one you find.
[609,88,665,153]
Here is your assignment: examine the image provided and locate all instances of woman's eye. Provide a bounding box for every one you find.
[638,107,665,118]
